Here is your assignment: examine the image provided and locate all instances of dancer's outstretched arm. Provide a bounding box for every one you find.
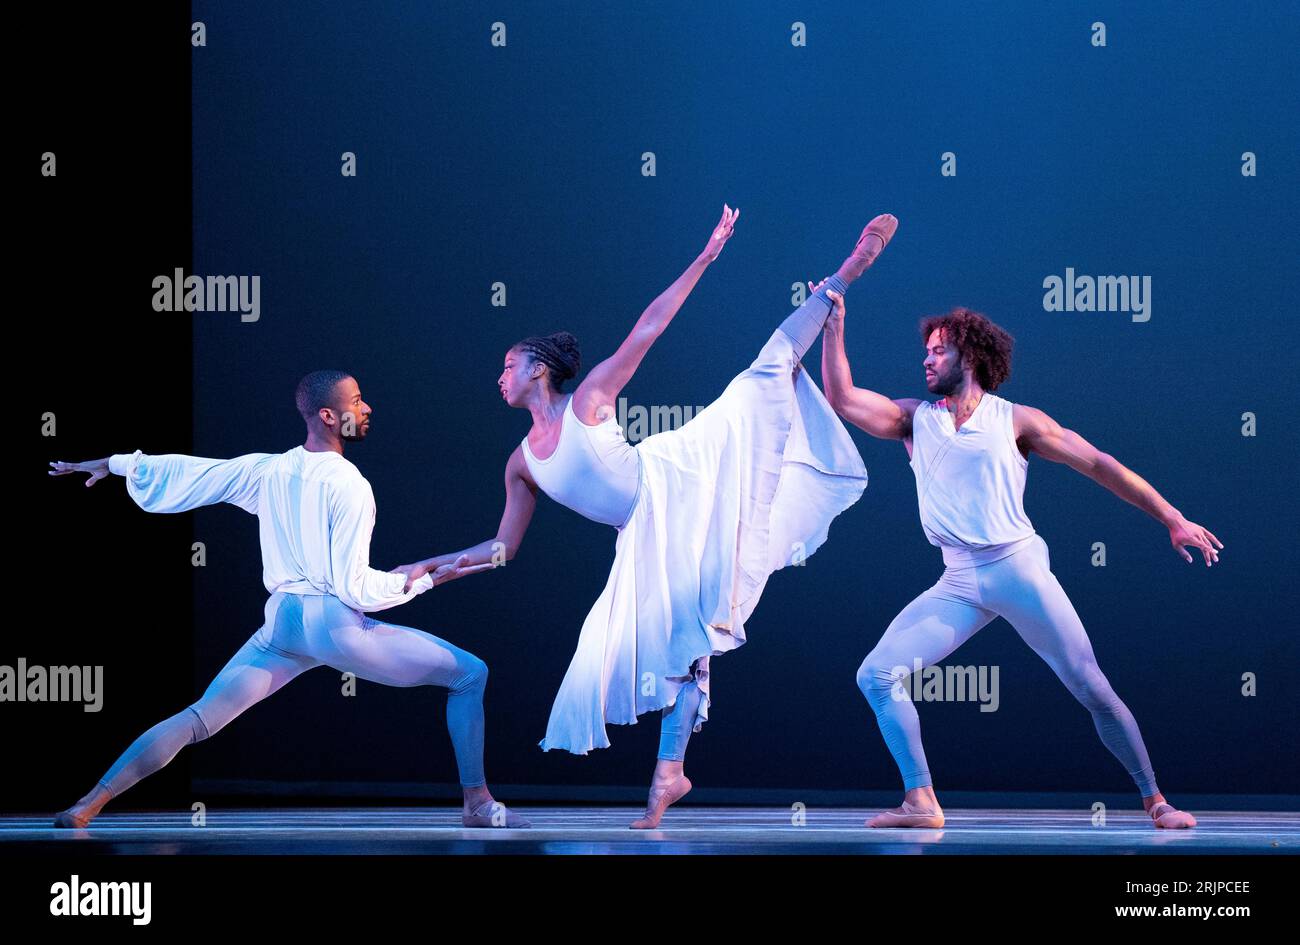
[819,288,922,440]
[400,446,538,590]
[48,450,274,513]
[404,206,740,590]
[570,205,739,424]
[1014,406,1223,566]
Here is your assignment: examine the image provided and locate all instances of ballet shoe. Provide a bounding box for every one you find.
[462,799,531,828]
[840,213,898,282]
[629,775,692,829]
[866,800,945,828]
[1148,802,1197,829]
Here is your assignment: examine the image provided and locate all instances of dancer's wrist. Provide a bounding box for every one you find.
[424,552,462,572]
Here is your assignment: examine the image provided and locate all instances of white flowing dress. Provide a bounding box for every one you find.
[526,327,868,754]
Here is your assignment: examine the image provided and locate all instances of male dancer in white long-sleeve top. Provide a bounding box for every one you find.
[49,370,528,828]
[817,288,1219,829]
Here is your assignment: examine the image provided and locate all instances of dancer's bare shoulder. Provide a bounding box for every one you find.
[569,384,609,426]
[1012,403,1092,467]
[896,398,924,417]
[506,444,539,491]
[1012,403,1059,444]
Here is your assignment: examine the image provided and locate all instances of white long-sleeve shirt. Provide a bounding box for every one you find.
[108,446,435,612]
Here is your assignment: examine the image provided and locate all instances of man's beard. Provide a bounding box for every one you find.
[928,365,961,396]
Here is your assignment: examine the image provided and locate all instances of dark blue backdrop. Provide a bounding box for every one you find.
[181,0,1297,799]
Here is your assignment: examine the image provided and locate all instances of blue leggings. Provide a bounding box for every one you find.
[96,592,489,797]
[778,274,849,361]
[658,676,704,762]
[857,535,1160,796]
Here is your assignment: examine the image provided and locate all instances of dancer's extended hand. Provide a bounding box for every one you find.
[390,562,426,592]
[700,204,739,263]
[1167,516,1223,567]
[806,278,847,325]
[48,457,111,487]
[823,286,847,327]
[430,555,496,586]
[393,555,496,593]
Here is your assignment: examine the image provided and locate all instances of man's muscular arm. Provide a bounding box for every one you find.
[1014,404,1223,566]
[819,287,921,440]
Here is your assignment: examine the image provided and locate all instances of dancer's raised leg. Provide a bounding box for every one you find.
[777,214,898,361]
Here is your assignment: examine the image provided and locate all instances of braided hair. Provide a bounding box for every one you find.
[512,332,581,391]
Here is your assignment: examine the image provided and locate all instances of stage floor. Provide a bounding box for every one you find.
[3,807,1296,854]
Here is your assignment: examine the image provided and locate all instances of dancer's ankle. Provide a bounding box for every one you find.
[904,786,940,810]
[652,759,684,784]
[833,261,863,287]
[819,273,850,297]
[462,784,492,810]
[77,784,113,817]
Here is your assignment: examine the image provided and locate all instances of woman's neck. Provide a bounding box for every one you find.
[526,388,568,431]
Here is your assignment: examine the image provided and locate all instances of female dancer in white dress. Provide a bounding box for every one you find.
[408,206,897,826]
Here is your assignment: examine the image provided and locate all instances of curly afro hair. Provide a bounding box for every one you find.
[919,308,1014,391]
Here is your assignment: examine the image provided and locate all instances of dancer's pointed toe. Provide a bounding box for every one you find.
[629,775,692,829]
[839,213,899,282]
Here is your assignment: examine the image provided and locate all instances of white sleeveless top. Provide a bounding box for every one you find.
[521,396,642,528]
[908,393,1035,551]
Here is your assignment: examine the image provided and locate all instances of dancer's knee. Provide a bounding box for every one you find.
[1063,662,1120,713]
[856,654,903,700]
[452,655,488,695]
[185,704,215,742]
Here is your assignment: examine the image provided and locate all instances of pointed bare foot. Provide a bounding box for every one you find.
[630,775,692,829]
[837,213,898,283]
[1149,801,1197,829]
[53,785,112,829]
[53,807,94,829]
[462,799,531,828]
[867,800,945,828]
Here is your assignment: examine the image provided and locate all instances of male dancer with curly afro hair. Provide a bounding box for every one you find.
[816,292,1220,830]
